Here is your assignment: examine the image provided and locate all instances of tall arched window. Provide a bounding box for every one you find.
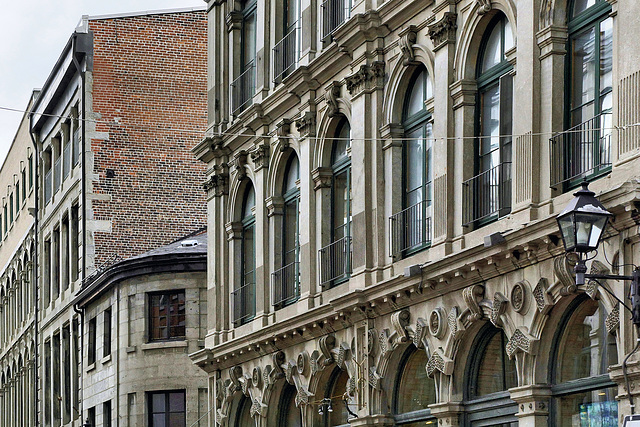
[550,296,617,425]
[278,383,302,427]
[390,67,433,258]
[464,13,514,227]
[233,185,256,326]
[551,0,613,188]
[319,119,352,288]
[465,325,518,426]
[394,346,436,425]
[234,395,253,427]
[273,155,300,308]
[322,368,351,427]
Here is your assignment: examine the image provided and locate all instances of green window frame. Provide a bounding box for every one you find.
[234,184,256,326]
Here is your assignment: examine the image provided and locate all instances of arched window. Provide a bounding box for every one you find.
[278,383,302,427]
[394,346,436,425]
[273,155,300,308]
[464,13,514,227]
[322,368,351,427]
[465,325,518,426]
[234,395,254,427]
[555,0,613,187]
[391,67,433,258]
[319,119,352,288]
[551,296,617,425]
[233,184,256,326]
[231,0,257,115]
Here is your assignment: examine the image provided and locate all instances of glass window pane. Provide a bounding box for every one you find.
[284,385,302,427]
[243,11,256,69]
[599,18,613,100]
[332,171,349,240]
[152,414,166,427]
[556,386,617,426]
[571,28,596,116]
[168,413,186,427]
[152,394,166,413]
[504,19,514,52]
[480,84,501,172]
[243,186,255,219]
[243,225,255,283]
[405,130,424,203]
[572,0,597,17]
[475,330,517,397]
[284,156,299,193]
[329,370,350,426]
[169,392,185,412]
[481,22,503,72]
[332,120,351,164]
[283,199,299,265]
[406,70,425,117]
[396,349,436,413]
[558,299,618,382]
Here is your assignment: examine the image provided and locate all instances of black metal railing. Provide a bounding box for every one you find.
[273,26,299,82]
[272,261,299,307]
[44,170,52,204]
[231,282,255,326]
[73,130,80,166]
[463,162,512,227]
[322,0,350,42]
[230,61,255,116]
[63,142,71,179]
[319,236,352,287]
[549,112,612,189]
[389,200,431,258]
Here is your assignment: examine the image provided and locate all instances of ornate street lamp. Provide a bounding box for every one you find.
[556,181,640,325]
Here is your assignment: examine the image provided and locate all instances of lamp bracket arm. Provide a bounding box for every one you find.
[584,273,635,282]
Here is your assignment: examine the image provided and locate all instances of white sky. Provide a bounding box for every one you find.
[0,0,205,164]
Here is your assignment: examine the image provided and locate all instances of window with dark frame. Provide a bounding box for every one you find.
[149,290,186,341]
[103,400,112,427]
[88,316,97,365]
[87,406,95,427]
[148,390,186,427]
[103,307,112,357]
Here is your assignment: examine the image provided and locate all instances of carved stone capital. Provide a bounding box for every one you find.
[249,143,270,172]
[345,61,385,95]
[203,164,229,197]
[295,111,316,138]
[265,196,284,217]
[225,11,242,32]
[311,167,332,190]
[428,12,457,52]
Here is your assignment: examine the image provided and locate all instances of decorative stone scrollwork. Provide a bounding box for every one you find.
[463,284,485,322]
[252,366,262,388]
[476,0,492,15]
[295,111,316,138]
[427,12,457,51]
[391,309,411,343]
[606,304,620,335]
[345,61,385,95]
[369,366,383,389]
[250,399,267,417]
[398,25,418,66]
[229,366,243,391]
[241,374,252,396]
[414,317,429,347]
[448,306,464,340]
[367,328,378,356]
[533,278,553,314]
[505,327,539,358]
[319,335,336,366]
[335,343,350,369]
[511,281,527,313]
[429,309,446,339]
[491,292,508,327]
[586,260,610,299]
[325,81,342,117]
[426,349,454,377]
[555,256,577,296]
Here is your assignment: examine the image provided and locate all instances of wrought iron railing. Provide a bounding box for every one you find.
[73,130,80,166]
[389,200,431,258]
[462,162,512,227]
[272,261,299,307]
[44,170,52,204]
[54,157,62,193]
[63,143,71,179]
[230,61,255,116]
[319,235,351,287]
[322,0,350,42]
[231,282,255,326]
[273,26,299,82]
[549,112,612,189]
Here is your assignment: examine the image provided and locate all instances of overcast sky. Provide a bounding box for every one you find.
[0,0,205,165]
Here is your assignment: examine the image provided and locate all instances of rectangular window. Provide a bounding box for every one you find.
[15,182,20,213]
[62,325,71,424]
[45,340,52,427]
[44,148,52,203]
[53,332,61,425]
[63,121,71,179]
[9,194,13,223]
[29,154,34,189]
[148,391,186,427]
[104,307,112,357]
[149,291,186,341]
[52,227,60,300]
[103,400,112,427]
[87,407,95,427]
[72,105,80,166]
[3,204,6,233]
[71,205,79,282]
[61,216,70,292]
[88,316,97,365]
[44,238,51,307]
[22,168,26,201]
[54,136,62,193]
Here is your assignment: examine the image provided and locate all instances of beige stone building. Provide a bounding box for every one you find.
[0,92,38,427]
[192,0,640,425]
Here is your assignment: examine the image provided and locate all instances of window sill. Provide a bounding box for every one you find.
[101,354,112,364]
[126,346,136,353]
[86,362,96,373]
[141,340,187,351]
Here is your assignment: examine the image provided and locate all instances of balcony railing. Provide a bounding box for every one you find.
[230,61,255,116]
[319,235,352,287]
[273,26,299,83]
[73,129,81,166]
[322,0,350,42]
[549,112,612,189]
[463,162,511,227]
[389,200,431,258]
[44,170,52,204]
[271,261,299,308]
[231,282,255,326]
[63,143,71,179]
[54,157,62,193]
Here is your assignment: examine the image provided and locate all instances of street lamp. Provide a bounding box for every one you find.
[556,181,640,325]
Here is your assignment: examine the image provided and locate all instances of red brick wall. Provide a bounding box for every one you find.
[88,11,207,265]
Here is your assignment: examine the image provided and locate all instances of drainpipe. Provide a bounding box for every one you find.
[28,110,39,427]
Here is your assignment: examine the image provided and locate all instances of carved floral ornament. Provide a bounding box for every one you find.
[427,12,457,51]
[344,61,385,95]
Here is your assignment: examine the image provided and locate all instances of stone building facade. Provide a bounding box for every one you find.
[73,232,209,427]
[192,0,640,425]
[0,92,38,427]
[28,7,208,426]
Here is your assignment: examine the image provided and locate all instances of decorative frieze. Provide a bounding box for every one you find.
[427,12,457,51]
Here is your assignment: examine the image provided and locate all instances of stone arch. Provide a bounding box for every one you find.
[454,0,517,81]
[227,174,257,226]
[314,108,352,171]
[265,138,301,201]
[540,0,569,29]
[383,47,435,127]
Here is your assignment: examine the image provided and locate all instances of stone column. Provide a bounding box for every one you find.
[380,123,403,267]
[510,385,551,427]
[430,401,463,426]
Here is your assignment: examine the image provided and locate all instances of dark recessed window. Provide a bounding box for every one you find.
[88,316,97,365]
[149,291,186,341]
[103,307,112,357]
[148,390,186,427]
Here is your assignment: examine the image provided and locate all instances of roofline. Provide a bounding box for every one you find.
[0,90,39,174]
[86,6,206,21]
[73,250,206,308]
